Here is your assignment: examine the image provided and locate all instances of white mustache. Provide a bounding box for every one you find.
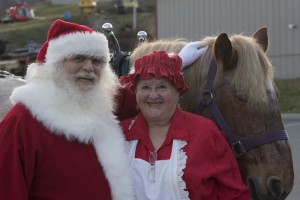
[74,71,97,80]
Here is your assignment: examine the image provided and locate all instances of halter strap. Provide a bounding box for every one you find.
[195,58,289,157]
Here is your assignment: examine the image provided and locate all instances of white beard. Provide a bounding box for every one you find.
[53,66,102,109]
[12,61,120,141]
[50,62,119,115]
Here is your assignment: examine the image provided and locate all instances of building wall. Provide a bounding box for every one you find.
[156,0,300,79]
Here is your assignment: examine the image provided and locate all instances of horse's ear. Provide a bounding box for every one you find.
[214,33,237,70]
[253,27,268,52]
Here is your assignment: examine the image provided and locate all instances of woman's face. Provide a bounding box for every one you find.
[135,78,180,123]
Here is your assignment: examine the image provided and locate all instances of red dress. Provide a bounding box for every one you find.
[121,109,251,200]
[115,76,138,120]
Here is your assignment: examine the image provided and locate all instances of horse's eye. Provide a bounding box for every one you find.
[235,94,248,102]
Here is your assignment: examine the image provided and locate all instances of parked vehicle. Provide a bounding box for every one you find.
[0,40,40,76]
[1,2,34,23]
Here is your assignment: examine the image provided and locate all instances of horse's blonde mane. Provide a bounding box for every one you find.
[130,38,189,66]
[228,34,274,106]
[129,34,275,112]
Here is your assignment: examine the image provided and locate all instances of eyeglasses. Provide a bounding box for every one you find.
[148,151,157,182]
[67,55,107,66]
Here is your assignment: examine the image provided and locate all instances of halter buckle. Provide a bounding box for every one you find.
[201,91,213,106]
[231,141,246,157]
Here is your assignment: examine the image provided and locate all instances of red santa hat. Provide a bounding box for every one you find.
[36,19,109,64]
[128,50,188,95]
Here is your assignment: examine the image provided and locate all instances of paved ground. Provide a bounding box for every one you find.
[283,113,300,200]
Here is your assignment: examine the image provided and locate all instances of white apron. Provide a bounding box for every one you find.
[127,139,189,200]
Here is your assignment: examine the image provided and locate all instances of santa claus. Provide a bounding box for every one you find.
[0,19,133,200]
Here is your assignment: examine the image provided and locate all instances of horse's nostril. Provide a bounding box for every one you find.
[248,179,259,200]
[267,176,284,199]
[247,176,261,200]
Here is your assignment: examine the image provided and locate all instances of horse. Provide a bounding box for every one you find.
[0,28,294,199]
[129,27,294,200]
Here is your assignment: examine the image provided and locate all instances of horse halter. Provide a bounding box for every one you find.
[195,58,289,158]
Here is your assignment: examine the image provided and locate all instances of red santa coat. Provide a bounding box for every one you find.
[121,109,251,200]
[0,68,134,200]
[0,104,112,199]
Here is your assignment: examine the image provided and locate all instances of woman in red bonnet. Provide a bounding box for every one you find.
[120,50,250,200]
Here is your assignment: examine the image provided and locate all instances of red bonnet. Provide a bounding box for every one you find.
[128,50,188,95]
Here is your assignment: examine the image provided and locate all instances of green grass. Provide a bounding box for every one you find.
[0,3,81,51]
[275,78,300,113]
[33,2,80,18]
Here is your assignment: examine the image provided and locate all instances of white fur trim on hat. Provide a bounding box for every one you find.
[45,31,110,64]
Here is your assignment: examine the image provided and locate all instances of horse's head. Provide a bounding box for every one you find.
[182,28,294,200]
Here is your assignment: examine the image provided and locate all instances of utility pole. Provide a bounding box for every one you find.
[132,0,138,31]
